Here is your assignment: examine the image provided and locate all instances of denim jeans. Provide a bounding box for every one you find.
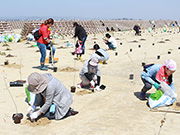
[37,42,56,63]
[108,43,115,49]
[106,42,115,49]
[82,36,87,54]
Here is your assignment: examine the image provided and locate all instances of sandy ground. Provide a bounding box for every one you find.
[1,27,180,135]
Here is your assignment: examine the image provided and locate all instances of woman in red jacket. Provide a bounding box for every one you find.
[37,18,56,70]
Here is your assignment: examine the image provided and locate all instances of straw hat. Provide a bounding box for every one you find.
[27,72,48,94]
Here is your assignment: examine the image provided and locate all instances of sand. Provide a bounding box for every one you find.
[0,27,180,135]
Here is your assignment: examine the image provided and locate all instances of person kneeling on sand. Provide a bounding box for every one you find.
[90,44,109,64]
[140,59,177,100]
[77,57,102,91]
[103,33,117,50]
[26,72,78,121]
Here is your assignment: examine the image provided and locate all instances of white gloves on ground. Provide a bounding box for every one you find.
[94,86,102,91]
[30,111,40,121]
[90,80,95,88]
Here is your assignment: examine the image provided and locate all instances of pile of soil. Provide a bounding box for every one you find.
[2,63,23,69]
[59,67,78,72]
[165,39,170,41]
[130,40,138,43]
[6,54,15,57]
[172,101,180,111]
[22,117,51,127]
[5,48,11,51]
[57,46,67,49]
[25,42,30,44]
[140,38,146,41]
[15,80,26,83]
[158,41,165,43]
[76,89,95,95]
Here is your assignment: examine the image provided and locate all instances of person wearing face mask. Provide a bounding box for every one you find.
[139,59,177,100]
[77,57,102,91]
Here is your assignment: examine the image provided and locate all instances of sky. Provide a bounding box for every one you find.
[0,0,180,20]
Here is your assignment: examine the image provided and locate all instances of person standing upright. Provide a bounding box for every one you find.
[37,18,57,71]
[73,22,87,55]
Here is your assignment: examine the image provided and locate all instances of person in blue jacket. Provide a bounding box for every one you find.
[140,59,177,100]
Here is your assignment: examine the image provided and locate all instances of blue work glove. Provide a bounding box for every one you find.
[154,82,160,90]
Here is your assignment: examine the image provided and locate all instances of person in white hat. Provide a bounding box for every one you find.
[77,57,102,91]
[26,72,78,121]
[139,59,177,100]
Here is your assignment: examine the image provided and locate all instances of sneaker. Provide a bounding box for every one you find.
[49,57,57,63]
[103,61,107,64]
[77,83,82,88]
[99,60,103,64]
[41,66,48,71]
[69,108,78,115]
[49,60,57,63]
[139,92,146,100]
[94,86,102,91]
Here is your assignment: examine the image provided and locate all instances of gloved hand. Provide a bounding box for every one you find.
[27,105,36,114]
[30,111,40,121]
[154,82,160,90]
[49,41,54,47]
[94,85,101,91]
[90,80,95,88]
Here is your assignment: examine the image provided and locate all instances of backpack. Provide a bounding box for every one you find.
[143,63,154,72]
[33,30,42,40]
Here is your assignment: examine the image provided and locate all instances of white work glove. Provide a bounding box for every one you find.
[94,86,102,91]
[90,80,95,88]
[30,111,40,121]
[27,105,36,115]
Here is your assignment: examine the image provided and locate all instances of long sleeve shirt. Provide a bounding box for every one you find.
[141,64,175,92]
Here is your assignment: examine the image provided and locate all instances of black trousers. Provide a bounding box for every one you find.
[141,77,152,93]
